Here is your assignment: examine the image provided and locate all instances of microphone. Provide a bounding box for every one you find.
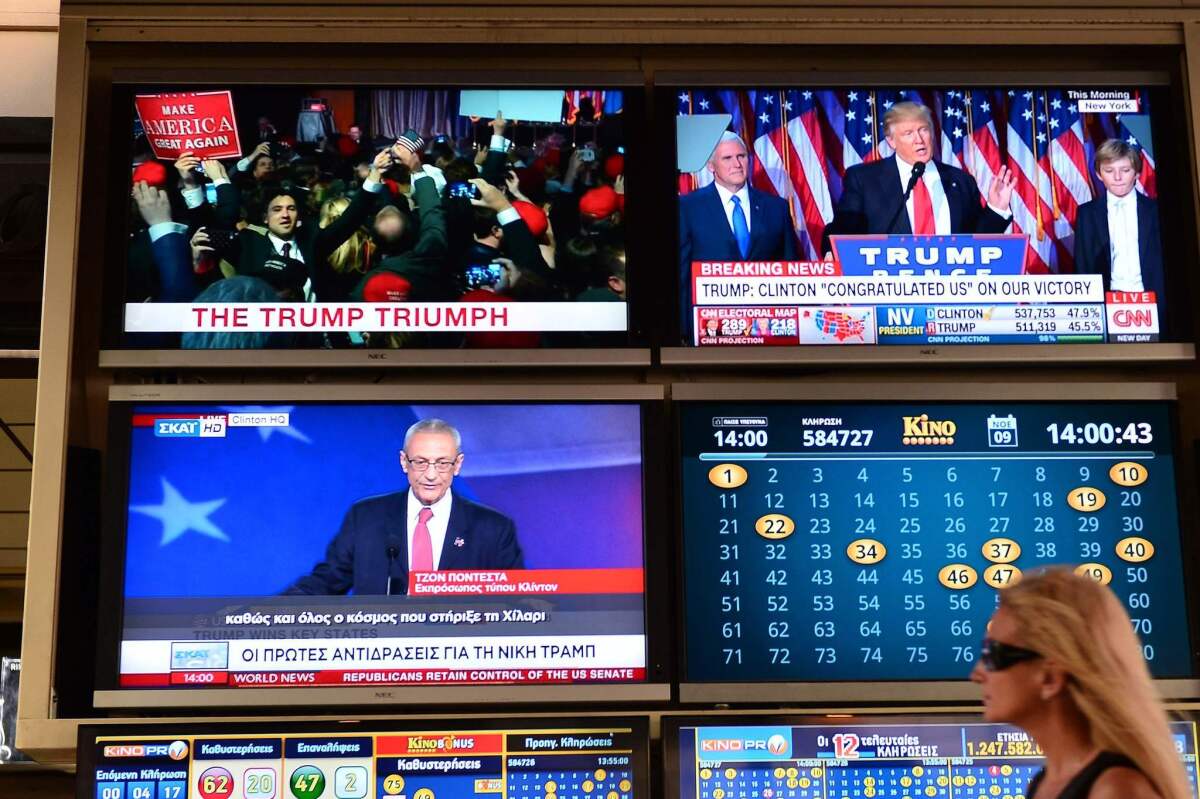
[885,160,927,235]
[385,545,400,596]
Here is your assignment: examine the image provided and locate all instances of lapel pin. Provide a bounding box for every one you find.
[454,537,465,548]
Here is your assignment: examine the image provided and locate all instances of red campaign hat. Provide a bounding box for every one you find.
[336,136,360,158]
[543,147,562,168]
[515,167,546,197]
[362,272,412,302]
[579,185,619,219]
[383,178,404,197]
[131,161,169,188]
[512,200,548,238]
[604,153,624,180]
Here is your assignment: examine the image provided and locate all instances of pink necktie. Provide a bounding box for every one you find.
[411,507,434,571]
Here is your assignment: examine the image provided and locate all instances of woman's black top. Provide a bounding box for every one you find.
[1026,751,1139,798]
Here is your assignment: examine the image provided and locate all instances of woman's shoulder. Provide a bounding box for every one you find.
[1088,764,1160,799]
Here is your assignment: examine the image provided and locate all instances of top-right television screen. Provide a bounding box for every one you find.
[676,84,1184,348]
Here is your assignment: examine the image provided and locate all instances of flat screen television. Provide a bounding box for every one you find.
[99,82,647,367]
[672,382,1199,703]
[663,714,1200,799]
[78,716,650,799]
[94,385,669,707]
[663,74,1196,365]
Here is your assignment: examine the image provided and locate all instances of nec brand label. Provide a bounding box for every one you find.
[154,416,226,438]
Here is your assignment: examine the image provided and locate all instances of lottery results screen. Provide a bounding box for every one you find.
[79,721,648,799]
[665,718,1200,799]
[677,399,1194,686]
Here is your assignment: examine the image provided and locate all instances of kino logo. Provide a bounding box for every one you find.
[902,414,957,446]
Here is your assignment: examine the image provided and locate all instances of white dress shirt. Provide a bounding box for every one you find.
[407,487,453,570]
[714,182,752,236]
[896,157,951,235]
[268,233,304,263]
[1106,190,1144,292]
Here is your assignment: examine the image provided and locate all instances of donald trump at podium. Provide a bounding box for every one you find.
[822,101,1018,255]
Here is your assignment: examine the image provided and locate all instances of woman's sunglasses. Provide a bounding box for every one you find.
[980,637,1042,671]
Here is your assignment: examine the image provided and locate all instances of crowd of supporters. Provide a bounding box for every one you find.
[126,112,626,348]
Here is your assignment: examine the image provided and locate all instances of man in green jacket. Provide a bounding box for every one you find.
[353,143,452,301]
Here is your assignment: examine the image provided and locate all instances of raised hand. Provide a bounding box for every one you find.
[174,151,200,186]
[200,159,228,182]
[131,181,172,226]
[190,226,215,268]
[988,165,1017,213]
[468,178,512,212]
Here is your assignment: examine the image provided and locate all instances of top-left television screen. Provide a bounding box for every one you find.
[108,85,634,351]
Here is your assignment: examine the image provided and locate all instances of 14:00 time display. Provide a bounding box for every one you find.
[1046,422,1153,445]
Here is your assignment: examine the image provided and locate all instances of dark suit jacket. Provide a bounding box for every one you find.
[679,182,797,269]
[1073,192,1164,299]
[480,146,553,280]
[354,175,452,301]
[284,491,524,596]
[822,157,1010,254]
[678,182,797,335]
[149,229,198,302]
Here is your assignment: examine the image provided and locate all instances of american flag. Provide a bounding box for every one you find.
[1005,89,1057,272]
[1043,90,1095,270]
[680,87,1157,274]
[563,90,611,125]
[964,90,1004,207]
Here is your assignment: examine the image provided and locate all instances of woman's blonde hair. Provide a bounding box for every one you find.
[1000,568,1188,799]
[319,196,375,275]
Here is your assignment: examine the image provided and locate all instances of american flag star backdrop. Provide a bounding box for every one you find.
[677,87,1157,272]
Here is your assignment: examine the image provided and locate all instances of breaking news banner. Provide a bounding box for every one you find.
[678,83,1170,348]
[134,91,243,161]
[689,237,1156,346]
[124,302,627,333]
[115,402,650,689]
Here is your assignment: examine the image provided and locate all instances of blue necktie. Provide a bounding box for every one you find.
[730,195,751,259]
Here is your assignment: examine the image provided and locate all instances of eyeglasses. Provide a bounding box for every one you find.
[404,457,458,473]
[980,637,1042,672]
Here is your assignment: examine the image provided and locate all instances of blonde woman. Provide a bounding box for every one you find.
[315,194,378,301]
[971,568,1188,799]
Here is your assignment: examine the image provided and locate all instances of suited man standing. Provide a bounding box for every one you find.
[823,102,1017,255]
[679,131,797,269]
[1073,139,1164,301]
[285,419,524,596]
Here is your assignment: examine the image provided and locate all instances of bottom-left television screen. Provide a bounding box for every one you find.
[80,718,649,799]
[99,397,653,698]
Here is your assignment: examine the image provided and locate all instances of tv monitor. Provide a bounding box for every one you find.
[665,77,1196,365]
[95,385,669,707]
[100,83,647,367]
[673,382,1199,703]
[663,714,1199,799]
[78,717,650,799]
